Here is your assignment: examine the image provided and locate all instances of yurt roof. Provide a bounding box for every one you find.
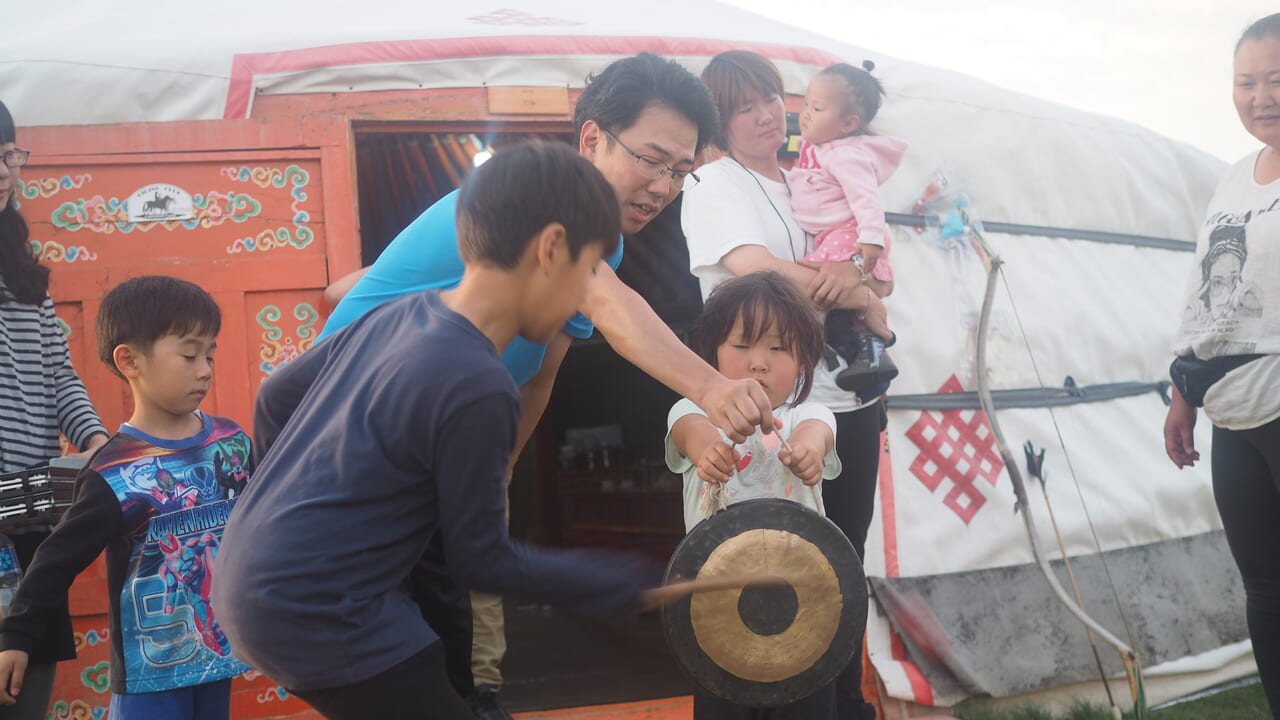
[7,0,1227,241]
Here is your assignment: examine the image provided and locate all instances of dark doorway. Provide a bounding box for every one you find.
[355,130,574,265]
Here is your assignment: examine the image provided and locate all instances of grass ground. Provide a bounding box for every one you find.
[952,679,1270,720]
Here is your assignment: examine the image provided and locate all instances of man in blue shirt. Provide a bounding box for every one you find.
[322,53,775,453]
[321,53,780,720]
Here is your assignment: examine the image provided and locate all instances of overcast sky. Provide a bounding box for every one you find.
[721,0,1274,162]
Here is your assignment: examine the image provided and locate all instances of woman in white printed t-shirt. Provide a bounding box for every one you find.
[1162,13,1280,716]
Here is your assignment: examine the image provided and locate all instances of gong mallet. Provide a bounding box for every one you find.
[643,573,811,609]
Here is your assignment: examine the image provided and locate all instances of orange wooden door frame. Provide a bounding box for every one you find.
[17,115,358,720]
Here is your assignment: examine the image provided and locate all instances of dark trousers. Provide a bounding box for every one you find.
[0,532,72,720]
[290,642,473,720]
[1212,417,1280,718]
[821,403,882,720]
[693,684,835,719]
[0,662,56,720]
[409,531,474,698]
[825,309,861,362]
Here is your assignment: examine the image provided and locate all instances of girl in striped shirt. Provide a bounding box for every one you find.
[0,98,107,720]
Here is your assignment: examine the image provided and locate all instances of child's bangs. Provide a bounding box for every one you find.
[164,308,222,342]
[736,286,823,378]
[736,294,791,349]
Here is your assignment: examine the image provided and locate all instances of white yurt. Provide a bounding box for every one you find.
[5,0,1239,716]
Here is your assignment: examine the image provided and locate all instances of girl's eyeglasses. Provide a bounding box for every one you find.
[1,149,30,168]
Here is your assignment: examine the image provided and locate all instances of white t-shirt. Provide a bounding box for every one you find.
[681,156,871,413]
[665,398,842,533]
[1172,150,1280,430]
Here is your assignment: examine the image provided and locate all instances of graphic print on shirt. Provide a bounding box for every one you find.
[213,434,251,495]
[121,456,200,513]
[718,429,803,505]
[94,417,252,693]
[157,531,230,656]
[1186,210,1264,346]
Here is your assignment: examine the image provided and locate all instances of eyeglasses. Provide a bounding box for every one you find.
[602,129,699,188]
[1,148,30,169]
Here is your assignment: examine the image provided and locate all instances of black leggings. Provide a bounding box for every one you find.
[820,402,882,720]
[290,642,474,720]
[1213,417,1280,717]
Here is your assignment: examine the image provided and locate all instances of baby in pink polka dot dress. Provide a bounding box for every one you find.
[790,61,906,395]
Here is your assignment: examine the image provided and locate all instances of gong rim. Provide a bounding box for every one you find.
[661,498,868,707]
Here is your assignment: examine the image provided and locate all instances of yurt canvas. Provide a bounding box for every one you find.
[4,0,1238,716]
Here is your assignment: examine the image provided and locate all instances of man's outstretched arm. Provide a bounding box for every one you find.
[581,263,774,444]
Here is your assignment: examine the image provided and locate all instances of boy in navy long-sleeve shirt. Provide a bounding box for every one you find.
[213,142,656,720]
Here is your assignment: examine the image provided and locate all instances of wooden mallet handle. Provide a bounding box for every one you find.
[642,573,799,609]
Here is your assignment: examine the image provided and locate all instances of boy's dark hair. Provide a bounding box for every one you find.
[1238,13,1280,52]
[575,53,720,156]
[701,51,785,151]
[819,63,886,129]
[0,99,51,306]
[457,141,620,269]
[97,276,222,379]
[694,272,825,405]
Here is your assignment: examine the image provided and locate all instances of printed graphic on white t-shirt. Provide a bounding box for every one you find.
[1181,209,1264,351]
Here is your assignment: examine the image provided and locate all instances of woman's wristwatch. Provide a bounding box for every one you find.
[849,256,870,283]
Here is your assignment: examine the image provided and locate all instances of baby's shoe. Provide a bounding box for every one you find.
[835,332,898,394]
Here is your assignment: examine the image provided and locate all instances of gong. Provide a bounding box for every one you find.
[661,498,867,707]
